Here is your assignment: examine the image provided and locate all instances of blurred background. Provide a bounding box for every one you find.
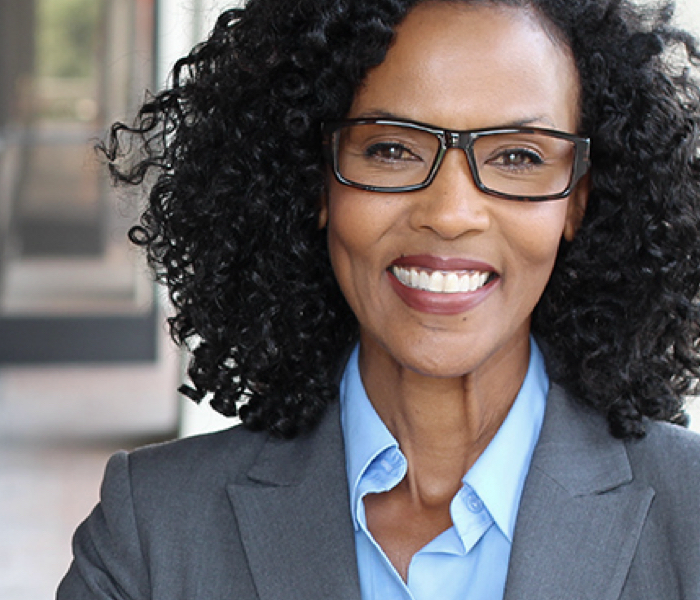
[0,1,698,599]
[0,1,236,598]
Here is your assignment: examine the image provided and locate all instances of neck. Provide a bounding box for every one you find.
[357,334,530,505]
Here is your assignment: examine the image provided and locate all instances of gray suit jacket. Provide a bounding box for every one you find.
[58,384,700,599]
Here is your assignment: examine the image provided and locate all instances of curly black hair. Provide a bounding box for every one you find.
[103,0,700,439]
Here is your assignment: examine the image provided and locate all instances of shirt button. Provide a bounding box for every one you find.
[465,491,484,513]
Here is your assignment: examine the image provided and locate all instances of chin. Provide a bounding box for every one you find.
[398,348,480,380]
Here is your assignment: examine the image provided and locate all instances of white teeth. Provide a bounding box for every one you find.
[445,272,459,292]
[428,271,444,292]
[391,266,492,294]
[419,270,430,289]
[470,272,480,291]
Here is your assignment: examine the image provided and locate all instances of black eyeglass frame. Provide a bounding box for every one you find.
[322,117,591,201]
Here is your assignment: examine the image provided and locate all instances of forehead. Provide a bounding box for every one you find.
[349,1,580,131]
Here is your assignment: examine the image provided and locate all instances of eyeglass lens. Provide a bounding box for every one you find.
[334,122,577,196]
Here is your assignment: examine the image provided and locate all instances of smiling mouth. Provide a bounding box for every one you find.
[389,266,495,294]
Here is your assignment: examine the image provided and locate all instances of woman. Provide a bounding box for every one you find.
[59,0,700,598]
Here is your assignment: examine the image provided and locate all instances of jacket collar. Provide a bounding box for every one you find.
[227,401,362,600]
[504,384,655,600]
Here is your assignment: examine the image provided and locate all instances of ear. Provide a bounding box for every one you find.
[563,174,589,242]
[318,189,329,229]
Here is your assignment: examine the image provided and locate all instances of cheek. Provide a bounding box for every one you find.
[326,185,402,273]
[327,195,368,274]
[325,188,383,297]
[503,205,569,275]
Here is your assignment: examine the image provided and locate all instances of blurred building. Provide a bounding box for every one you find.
[0,4,236,599]
[0,0,235,365]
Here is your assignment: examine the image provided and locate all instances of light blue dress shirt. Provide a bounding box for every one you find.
[339,339,548,600]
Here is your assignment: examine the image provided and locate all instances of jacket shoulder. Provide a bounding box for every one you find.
[626,419,700,494]
[126,423,268,490]
[58,424,272,600]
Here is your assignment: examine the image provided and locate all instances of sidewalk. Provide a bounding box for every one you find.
[0,347,180,600]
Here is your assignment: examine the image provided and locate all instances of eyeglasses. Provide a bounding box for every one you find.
[323,118,590,201]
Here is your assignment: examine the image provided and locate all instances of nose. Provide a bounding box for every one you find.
[409,148,491,239]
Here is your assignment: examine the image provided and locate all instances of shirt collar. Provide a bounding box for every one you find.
[340,345,400,530]
[339,339,548,539]
[463,340,548,541]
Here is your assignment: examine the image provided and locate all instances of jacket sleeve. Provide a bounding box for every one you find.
[56,452,150,600]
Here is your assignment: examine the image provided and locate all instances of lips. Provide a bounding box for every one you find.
[387,255,499,315]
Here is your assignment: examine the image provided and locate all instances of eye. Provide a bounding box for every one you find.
[364,142,422,163]
[489,148,544,170]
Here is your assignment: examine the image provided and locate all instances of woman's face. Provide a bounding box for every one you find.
[322,1,587,381]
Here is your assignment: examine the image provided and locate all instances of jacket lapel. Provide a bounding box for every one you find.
[504,385,655,600]
[227,402,362,600]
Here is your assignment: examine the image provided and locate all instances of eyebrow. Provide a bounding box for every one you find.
[351,109,557,130]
